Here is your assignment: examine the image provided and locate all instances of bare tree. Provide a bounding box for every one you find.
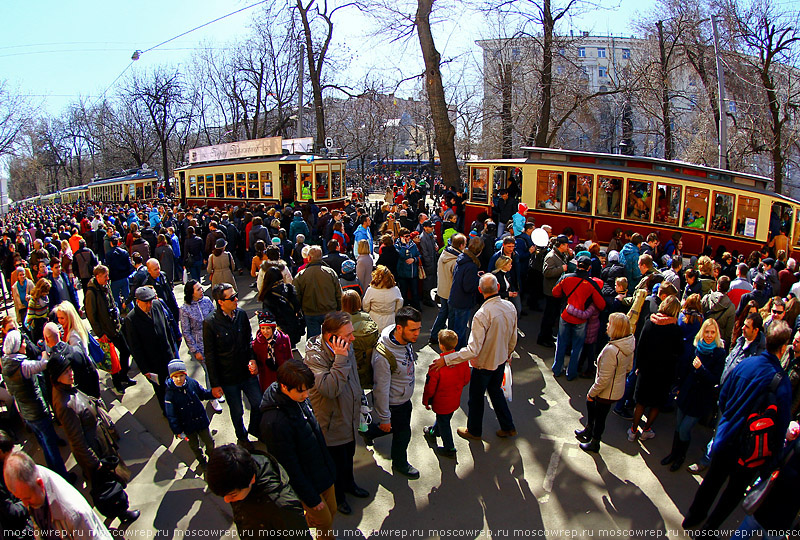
[0,81,31,157]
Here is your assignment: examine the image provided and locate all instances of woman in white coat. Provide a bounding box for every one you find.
[362,265,403,332]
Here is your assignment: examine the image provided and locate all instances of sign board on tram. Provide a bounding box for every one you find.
[189,137,283,164]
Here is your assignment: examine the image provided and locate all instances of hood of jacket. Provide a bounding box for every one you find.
[259,380,302,414]
[441,246,460,262]
[610,334,636,356]
[650,313,677,325]
[456,249,480,269]
[705,291,733,313]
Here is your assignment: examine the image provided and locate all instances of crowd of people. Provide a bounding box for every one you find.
[0,175,796,538]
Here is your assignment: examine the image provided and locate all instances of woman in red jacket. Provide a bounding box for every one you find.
[422,329,471,458]
[252,310,293,393]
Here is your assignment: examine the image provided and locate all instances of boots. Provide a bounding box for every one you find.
[661,432,681,466]
[574,427,592,443]
[580,438,601,453]
[669,439,690,472]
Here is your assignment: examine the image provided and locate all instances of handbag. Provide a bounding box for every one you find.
[501,363,513,402]
[87,333,113,372]
[98,336,121,374]
[418,266,426,280]
[742,438,800,514]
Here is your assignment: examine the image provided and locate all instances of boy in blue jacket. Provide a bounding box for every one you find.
[165,359,216,469]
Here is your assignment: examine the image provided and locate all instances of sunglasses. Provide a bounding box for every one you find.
[223,293,239,302]
[772,309,784,315]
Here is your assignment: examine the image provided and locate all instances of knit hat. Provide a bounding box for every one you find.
[518,203,528,214]
[48,354,72,383]
[608,250,620,263]
[3,330,21,355]
[168,359,187,376]
[257,310,277,326]
[341,260,356,274]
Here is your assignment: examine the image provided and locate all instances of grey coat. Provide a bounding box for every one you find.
[303,335,362,446]
[542,249,569,296]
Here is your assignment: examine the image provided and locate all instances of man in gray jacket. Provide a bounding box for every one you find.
[430,234,466,345]
[537,235,571,347]
[303,311,368,516]
[702,276,736,350]
[362,307,422,479]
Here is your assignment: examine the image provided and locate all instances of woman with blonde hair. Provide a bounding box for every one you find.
[628,295,682,442]
[54,301,88,356]
[362,265,403,332]
[59,240,74,280]
[575,312,635,453]
[662,318,725,471]
[356,239,374,292]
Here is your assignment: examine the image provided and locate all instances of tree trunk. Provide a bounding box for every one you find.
[762,69,784,193]
[500,62,513,158]
[297,0,328,151]
[416,0,459,188]
[534,0,554,147]
[657,21,674,160]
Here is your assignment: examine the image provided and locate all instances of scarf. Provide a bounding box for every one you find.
[696,339,717,355]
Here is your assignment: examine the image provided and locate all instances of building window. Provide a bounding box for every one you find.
[558,47,565,56]
[599,66,607,78]
[622,48,631,59]
[578,47,586,58]
[728,101,737,113]
[511,48,520,60]
[597,47,606,58]
[556,65,564,75]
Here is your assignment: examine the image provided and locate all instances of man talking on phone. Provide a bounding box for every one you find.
[361,307,423,479]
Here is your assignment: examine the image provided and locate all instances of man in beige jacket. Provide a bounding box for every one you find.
[433,273,518,440]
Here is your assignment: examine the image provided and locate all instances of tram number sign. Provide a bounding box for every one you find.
[325,137,334,149]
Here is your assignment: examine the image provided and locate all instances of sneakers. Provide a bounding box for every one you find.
[435,447,457,458]
[422,426,437,447]
[210,399,222,413]
[640,429,655,441]
[687,463,708,473]
[217,396,226,403]
[627,428,638,442]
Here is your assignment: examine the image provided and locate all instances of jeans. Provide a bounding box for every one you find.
[430,297,449,342]
[584,399,614,441]
[26,417,69,479]
[363,399,413,468]
[468,363,515,437]
[449,307,472,349]
[538,295,561,341]
[110,279,129,311]
[553,319,586,379]
[736,515,785,540]
[433,412,455,451]
[188,260,203,282]
[397,277,420,310]
[220,376,263,441]
[305,314,326,339]
[676,408,700,443]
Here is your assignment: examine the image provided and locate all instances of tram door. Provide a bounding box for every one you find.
[280,165,296,204]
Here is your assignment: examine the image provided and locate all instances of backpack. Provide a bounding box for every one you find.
[738,373,784,469]
[358,337,398,389]
[352,313,379,389]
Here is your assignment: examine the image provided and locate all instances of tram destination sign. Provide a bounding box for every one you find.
[189,137,283,164]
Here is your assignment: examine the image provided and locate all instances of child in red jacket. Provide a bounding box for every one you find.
[422,329,471,457]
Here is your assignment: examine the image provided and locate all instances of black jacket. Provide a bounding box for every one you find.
[48,342,100,399]
[145,272,180,321]
[261,284,305,347]
[229,453,310,537]
[124,299,178,378]
[259,383,336,507]
[164,377,212,435]
[203,306,254,387]
[84,278,122,339]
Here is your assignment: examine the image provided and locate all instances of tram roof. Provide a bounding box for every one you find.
[88,170,159,187]
[468,147,799,205]
[174,154,345,171]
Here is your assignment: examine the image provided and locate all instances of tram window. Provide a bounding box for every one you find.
[793,210,800,247]
[735,196,759,237]
[316,171,330,199]
[236,173,247,198]
[710,192,734,234]
[332,170,342,198]
[471,168,489,203]
[301,172,312,199]
[225,174,235,197]
[197,176,205,197]
[145,184,152,199]
[189,176,197,197]
[566,173,592,213]
[247,172,259,198]
[596,176,622,217]
[626,180,652,221]
[215,174,223,197]
[493,169,507,194]
[654,183,681,225]
[536,170,563,210]
[261,172,273,197]
[683,187,709,230]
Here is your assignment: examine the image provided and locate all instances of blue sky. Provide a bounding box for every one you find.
[0,0,654,117]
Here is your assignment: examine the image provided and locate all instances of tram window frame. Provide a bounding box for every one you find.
[709,192,735,235]
[197,175,205,197]
[300,169,313,200]
[566,172,593,213]
[535,170,564,211]
[236,172,247,198]
[145,183,152,199]
[596,175,622,218]
[315,166,330,200]
[261,171,273,198]
[735,195,760,238]
[331,167,342,198]
[493,168,508,195]
[225,173,235,198]
[682,186,710,231]
[793,208,800,247]
[471,167,489,203]
[248,172,259,199]
[214,174,224,198]
[189,176,197,197]
[625,179,653,222]
[654,183,681,226]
